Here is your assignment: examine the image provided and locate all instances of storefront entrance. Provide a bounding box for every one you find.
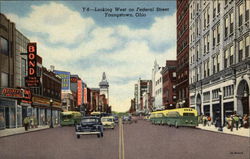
[236,79,249,116]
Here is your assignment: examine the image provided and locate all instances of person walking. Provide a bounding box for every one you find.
[243,114,249,128]
[227,116,232,129]
[230,115,234,131]
[233,114,240,130]
[23,117,30,131]
[203,115,207,126]
[207,116,211,126]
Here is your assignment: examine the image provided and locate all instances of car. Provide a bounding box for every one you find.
[75,116,103,139]
[101,116,115,129]
[113,115,119,123]
[122,115,132,124]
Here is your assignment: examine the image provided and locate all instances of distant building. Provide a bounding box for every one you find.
[161,60,177,109]
[152,60,163,110]
[99,72,109,103]
[135,78,151,113]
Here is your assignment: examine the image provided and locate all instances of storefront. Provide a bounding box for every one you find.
[203,105,210,116]
[32,96,62,126]
[0,98,17,129]
[223,102,234,118]
[212,104,221,122]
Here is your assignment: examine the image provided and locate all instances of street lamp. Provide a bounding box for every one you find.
[50,99,53,128]
[218,90,223,131]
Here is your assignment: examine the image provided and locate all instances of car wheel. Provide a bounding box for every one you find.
[97,134,101,138]
[101,132,104,137]
[77,134,80,139]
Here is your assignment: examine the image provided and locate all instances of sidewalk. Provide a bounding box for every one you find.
[197,124,250,137]
[0,125,50,138]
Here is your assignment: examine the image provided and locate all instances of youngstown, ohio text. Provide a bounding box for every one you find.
[104,13,133,18]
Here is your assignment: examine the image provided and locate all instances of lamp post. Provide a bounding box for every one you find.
[218,90,223,131]
[50,99,53,128]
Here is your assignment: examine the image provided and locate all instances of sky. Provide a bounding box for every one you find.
[1,0,177,112]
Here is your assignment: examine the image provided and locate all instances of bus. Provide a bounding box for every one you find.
[165,108,198,128]
[60,111,82,126]
[150,110,168,125]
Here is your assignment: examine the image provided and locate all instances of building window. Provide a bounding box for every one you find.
[213,28,216,47]
[246,0,249,22]
[246,36,249,58]
[1,72,9,87]
[217,1,220,14]
[213,1,216,18]
[203,92,210,102]
[224,49,229,69]
[212,89,220,99]
[21,58,26,87]
[213,56,216,74]
[239,4,243,27]
[229,12,234,35]
[217,24,220,44]
[224,17,229,38]
[230,45,234,65]
[0,37,8,56]
[239,40,243,62]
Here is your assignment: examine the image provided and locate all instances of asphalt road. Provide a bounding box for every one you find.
[0,120,249,159]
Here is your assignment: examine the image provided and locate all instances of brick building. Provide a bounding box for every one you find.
[176,0,190,108]
[161,60,177,109]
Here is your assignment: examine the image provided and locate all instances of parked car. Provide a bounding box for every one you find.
[101,116,115,129]
[75,116,103,139]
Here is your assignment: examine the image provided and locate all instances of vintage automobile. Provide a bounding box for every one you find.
[101,116,115,129]
[122,115,132,124]
[75,116,104,139]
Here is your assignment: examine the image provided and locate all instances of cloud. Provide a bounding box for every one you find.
[7,2,95,45]
[4,2,176,112]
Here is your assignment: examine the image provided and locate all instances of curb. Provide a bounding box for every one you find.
[0,126,60,138]
[196,127,249,138]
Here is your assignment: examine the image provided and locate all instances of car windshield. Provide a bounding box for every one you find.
[102,118,113,122]
[81,118,97,123]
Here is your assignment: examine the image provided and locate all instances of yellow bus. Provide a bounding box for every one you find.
[165,108,198,128]
[150,110,170,125]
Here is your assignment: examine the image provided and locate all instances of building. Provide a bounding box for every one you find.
[152,60,163,110]
[0,13,34,129]
[53,69,72,111]
[189,0,249,124]
[90,88,100,112]
[161,60,177,109]
[176,0,190,108]
[135,79,151,113]
[99,72,109,105]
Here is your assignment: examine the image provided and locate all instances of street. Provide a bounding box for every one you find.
[0,120,249,159]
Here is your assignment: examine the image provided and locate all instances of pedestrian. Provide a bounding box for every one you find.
[233,114,240,130]
[203,115,207,126]
[207,116,211,126]
[230,115,234,131]
[239,115,243,128]
[243,114,249,128]
[226,116,232,129]
[23,117,30,131]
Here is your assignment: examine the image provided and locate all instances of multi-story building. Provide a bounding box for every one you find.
[152,60,163,110]
[161,60,177,109]
[176,0,190,108]
[142,80,152,113]
[189,0,249,124]
[90,88,100,112]
[135,78,151,112]
[134,84,138,110]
